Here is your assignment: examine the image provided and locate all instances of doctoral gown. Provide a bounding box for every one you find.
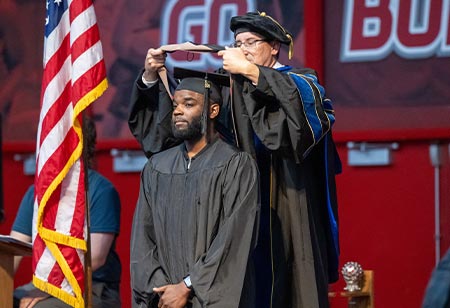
[229,66,340,308]
[130,137,259,308]
[129,65,340,308]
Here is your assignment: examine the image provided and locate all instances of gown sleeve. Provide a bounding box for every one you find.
[240,66,333,162]
[128,72,181,157]
[130,163,169,307]
[189,152,260,308]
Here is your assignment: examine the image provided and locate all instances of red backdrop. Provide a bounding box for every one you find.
[1,1,450,308]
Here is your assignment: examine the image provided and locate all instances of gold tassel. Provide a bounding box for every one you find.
[287,34,293,59]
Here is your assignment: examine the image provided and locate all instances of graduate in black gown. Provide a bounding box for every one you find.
[130,69,260,308]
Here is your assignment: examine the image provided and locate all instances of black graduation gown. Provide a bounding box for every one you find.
[130,138,259,308]
[128,66,340,308]
[230,66,339,308]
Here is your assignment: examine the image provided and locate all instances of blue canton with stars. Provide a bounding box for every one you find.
[45,0,69,38]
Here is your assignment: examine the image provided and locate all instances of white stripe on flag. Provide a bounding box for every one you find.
[37,104,73,176]
[56,163,81,234]
[72,41,103,83]
[70,4,96,44]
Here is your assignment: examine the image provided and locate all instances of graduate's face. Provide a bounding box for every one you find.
[235,32,280,67]
[171,89,204,140]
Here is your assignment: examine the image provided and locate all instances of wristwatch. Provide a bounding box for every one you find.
[183,275,193,290]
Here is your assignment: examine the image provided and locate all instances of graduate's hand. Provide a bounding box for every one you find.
[143,48,167,82]
[218,47,259,84]
[153,282,190,308]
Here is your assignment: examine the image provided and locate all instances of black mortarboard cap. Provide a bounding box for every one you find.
[173,67,230,105]
[230,11,294,59]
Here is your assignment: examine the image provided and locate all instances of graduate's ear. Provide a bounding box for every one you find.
[209,103,220,119]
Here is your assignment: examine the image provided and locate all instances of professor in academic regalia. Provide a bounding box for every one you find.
[130,68,260,308]
[217,12,340,308]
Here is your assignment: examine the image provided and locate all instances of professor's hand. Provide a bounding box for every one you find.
[218,47,259,83]
[143,48,167,82]
[217,47,252,75]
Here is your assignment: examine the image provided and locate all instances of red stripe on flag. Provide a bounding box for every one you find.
[41,185,62,231]
[40,34,71,100]
[38,83,72,146]
[72,61,106,103]
[35,128,80,199]
[70,172,86,237]
[71,25,100,62]
[69,0,91,24]
[48,260,65,288]
[32,234,47,273]
[60,245,85,288]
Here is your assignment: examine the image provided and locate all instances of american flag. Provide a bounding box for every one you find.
[32,0,107,307]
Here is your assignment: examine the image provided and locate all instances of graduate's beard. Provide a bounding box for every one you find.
[171,114,204,140]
